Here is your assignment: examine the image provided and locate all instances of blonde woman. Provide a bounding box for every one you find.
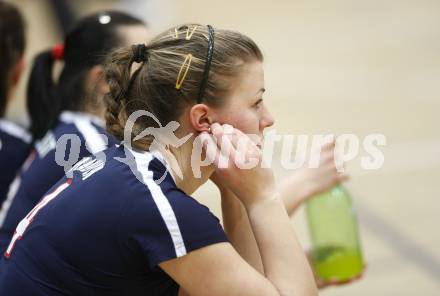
[0,24,320,296]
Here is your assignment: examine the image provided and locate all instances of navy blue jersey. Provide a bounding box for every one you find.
[0,120,32,205]
[0,111,116,253]
[0,144,227,295]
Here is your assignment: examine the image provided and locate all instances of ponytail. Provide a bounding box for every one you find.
[26,50,60,140]
[26,11,146,140]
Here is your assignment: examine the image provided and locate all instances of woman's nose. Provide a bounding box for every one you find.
[260,106,275,129]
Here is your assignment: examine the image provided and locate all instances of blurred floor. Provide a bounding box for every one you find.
[6,0,440,295]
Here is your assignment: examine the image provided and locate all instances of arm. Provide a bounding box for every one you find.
[164,242,284,296]
[281,141,347,216]
[246,192,317,295]
[213,137,342,274]
[217,179,354,289]
[214,139,350,289]
[167,123,317,296]
[162,192,317,296]
[219,185,264,273]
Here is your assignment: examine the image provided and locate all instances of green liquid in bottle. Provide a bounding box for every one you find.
[312,246,364,281]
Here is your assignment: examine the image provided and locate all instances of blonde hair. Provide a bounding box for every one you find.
[104,24,263,149]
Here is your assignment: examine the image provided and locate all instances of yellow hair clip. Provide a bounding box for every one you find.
[170,25,198,40]
[172,28,179,39]
[175,54,193,90]
[185,25,198,40]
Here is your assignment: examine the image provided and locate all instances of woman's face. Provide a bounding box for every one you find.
[213,61,274,144]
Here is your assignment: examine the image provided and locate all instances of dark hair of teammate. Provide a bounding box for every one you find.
[27,11,145,139]
[0,1,26,117]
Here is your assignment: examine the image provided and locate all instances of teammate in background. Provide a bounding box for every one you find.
[0,11,150,253]
[0,24,319,296]
[0,1,32,205]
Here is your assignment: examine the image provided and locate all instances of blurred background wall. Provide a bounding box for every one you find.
[5,0,440,295]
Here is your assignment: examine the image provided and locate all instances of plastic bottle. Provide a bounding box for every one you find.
[306,184,364,281]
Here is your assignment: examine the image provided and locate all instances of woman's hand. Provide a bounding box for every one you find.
[305,250,365,289]
[209,138,349,215]
[201,123,277,209]
[280,140,348,215]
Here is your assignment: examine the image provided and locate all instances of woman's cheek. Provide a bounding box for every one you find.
[236,113,260,135]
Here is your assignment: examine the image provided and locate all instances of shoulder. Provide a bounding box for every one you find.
[0,120,32,165]
[119,147,221,229]
[58,111,108,154]
[0,119,32,145]
[112,146,227,268]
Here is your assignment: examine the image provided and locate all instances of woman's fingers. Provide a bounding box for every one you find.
[336,173,349,182]
[210,123,237,169]
[319,152,334,165]
[210,123,261,168]
[199,132,221,168]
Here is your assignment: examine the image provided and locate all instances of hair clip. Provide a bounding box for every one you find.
[175,54,193,90]
[185,25,198,40]
[52,43,64,60]
[172,28,179,38]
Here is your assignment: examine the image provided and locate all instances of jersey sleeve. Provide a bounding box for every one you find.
[118,186,228,270]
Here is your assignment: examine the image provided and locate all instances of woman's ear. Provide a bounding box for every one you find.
[11,56,25,87]
[87,65,109,96]
[189,104,213,133]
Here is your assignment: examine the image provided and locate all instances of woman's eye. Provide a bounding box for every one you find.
[254,99,263,108]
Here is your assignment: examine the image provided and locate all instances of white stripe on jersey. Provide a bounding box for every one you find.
[59,111,107,154]
[0,152,35,227]
[59,111,104,127]
[0,175,22,226]
[129,147,187,257]
[0,119,32,144]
